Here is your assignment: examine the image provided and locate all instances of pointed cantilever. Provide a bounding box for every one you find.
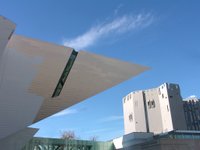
[0,16,150,142]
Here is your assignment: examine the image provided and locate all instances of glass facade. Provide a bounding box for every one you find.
[22,137,114,150]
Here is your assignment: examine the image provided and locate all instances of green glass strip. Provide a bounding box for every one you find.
[52,50,78,97]
[22,137,114,150]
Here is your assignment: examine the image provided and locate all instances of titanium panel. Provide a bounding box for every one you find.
[0,33,149,140]
[0,35,73,139]
[34,51,149,122]
[7,35,73,98]
[0,127,38,150]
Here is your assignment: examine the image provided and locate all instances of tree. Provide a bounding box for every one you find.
[89,136,98,141]
[60,130,76,140]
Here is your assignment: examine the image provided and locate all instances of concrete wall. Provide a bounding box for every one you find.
[123,92,135,134]
[167,83,187,130]
[123,83,186,135]
[145,88,165,134]
[123,91,147,134]
[133,91,147,132]
[157,83,173,133]
[146,83,186,133]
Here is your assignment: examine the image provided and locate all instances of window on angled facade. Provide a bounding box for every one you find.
[148,101,151,109]
[148,100,155,109]
[129,114,133,122]
[52,50,78,97]
[151,100,156,108]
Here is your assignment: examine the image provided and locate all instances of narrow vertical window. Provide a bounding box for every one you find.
[129,114,133,122]
[52,50,78,97]
[148,101,151,109]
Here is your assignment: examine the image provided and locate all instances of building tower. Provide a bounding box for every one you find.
[123,83,187,135]
[183,97,200,130]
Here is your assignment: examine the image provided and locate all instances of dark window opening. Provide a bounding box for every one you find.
[129,114,133,122]
[148,100,156,109]
[151,100,156,108]
[52,50,78,97]
[8,30,14,40]
[148,101,151,108]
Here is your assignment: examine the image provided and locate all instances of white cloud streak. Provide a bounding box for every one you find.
[188,95,197,98]
[52,108,78,117]
[99,115,123,123]
[114,4,124,15]
[63,13,154,50]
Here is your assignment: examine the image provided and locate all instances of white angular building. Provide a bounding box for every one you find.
[123,83,187,135]
[0,16,148,149]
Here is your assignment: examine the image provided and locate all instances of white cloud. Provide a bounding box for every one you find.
[188,95,197,98]
[51,108,78,117]
[114,4,124,15]
[63,13,154,50]
[183,95,199,101]
[99,115,123,123]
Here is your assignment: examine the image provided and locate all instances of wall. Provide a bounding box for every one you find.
[145,88,164,134]
[158,83,173,132]
[123,83,187,135]
[167,83,187,130]
[123,92,135,134]
[123,91,147,134]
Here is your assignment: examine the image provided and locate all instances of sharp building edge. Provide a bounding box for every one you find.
[0,128,38,150]
[0,15,149,146]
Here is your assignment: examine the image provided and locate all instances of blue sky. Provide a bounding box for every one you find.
[1,0,200,141]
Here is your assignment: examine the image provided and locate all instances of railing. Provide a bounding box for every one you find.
[22,137,114,150]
